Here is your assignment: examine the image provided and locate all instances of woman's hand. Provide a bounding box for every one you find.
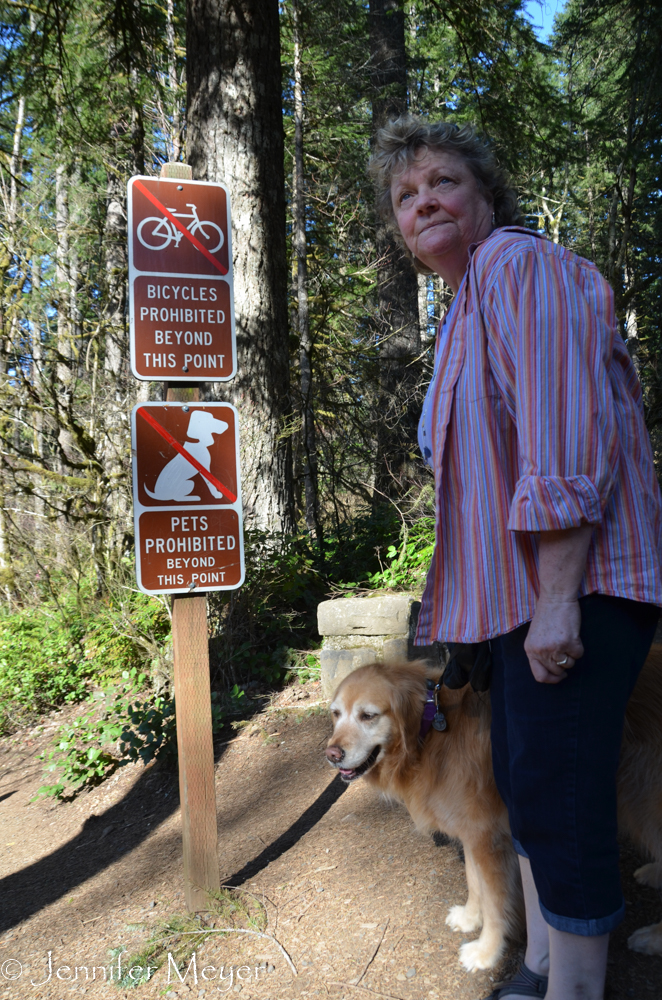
[526,524,594,684]
[524,595,584,683]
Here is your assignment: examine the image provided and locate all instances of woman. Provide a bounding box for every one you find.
[369,116,662,1000]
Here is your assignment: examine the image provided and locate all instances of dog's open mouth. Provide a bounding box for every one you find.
[337,745,381,782]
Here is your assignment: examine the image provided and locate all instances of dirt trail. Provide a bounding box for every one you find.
[1,679,661,1000]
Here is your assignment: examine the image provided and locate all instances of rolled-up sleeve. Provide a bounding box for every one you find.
[485,249,620,533]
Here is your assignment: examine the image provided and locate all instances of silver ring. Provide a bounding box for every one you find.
[555,656,569,666]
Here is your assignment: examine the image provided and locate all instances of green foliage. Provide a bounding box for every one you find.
[82,593,171,685]
[367,516,436,592]
[35,669,246,801]
[285,649,321,685]
[117,690,177,768]
[34,668,166,799]
[0,602,89,735]
[0,589,170,736]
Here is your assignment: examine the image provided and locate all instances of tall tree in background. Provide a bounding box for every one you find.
[369,0,422,500]
[291,0,323,556]
[186,0,296,538]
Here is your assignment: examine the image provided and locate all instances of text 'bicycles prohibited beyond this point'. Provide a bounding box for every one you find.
[128,176,235,382]
[132,402,245,594]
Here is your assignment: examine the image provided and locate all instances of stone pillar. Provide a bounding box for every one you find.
[318,593,442,698]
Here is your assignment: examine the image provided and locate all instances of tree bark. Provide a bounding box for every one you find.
[186,0,296,537]
[55,152,76,471]
[167,0,182,162]
[292,0,323,555]
[369,0,421,500]
[0,95,26,601]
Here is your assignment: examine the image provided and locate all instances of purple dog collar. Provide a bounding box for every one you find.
[419,680,447,742]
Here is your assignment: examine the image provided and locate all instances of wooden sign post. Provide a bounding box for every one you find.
[128,162,242,911]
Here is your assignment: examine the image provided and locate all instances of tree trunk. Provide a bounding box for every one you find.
[102,152,130,571]
[0,95,26,601]
[167,0,182,162]
[369,0,421,500]
[292,0,323,555]
[186,0,296,537]
[55,154,75,470]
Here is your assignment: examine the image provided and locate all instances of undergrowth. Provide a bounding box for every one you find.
[34,675,245,801]
[0,586,170,736]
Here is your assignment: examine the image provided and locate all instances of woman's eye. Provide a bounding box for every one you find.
[399,191,413,204]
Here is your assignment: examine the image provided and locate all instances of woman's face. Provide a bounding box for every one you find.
[391,147,494,291]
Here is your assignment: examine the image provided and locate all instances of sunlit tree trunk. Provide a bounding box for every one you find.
[186,0,296,537]
[167,0,182,161]
[55,150,75,472]
[292,0,323,555]
[0,96,26,601]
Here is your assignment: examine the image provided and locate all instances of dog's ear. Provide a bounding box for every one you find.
[387,663,427,763]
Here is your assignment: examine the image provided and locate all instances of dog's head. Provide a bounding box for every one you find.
[325,661,431,783]
[186,410,229,441]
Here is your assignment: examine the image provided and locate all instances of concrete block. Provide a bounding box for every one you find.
[383,637,408,661]
[321,634,402,654]
[320,648,377,699]
[318,594,417,637]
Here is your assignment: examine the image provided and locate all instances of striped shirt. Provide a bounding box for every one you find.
[415,227,662,645]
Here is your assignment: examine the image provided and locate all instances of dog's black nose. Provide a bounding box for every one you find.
[326,745,345,764]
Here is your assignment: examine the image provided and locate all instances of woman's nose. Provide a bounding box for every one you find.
[415,188,439,214]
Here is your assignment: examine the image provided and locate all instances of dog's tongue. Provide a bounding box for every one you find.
[339,767,356,779]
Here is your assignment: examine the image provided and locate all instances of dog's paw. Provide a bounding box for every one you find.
[634,863,662,890]
[628,922,662,956]
[458,937,504,972]
[445,904,482,934]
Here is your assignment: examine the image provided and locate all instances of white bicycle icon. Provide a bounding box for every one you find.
[137,203,224,254]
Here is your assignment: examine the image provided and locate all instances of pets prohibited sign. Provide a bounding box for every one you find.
[131,402,245,594]
[128,176,236,382]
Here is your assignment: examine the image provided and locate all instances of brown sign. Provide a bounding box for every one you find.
[127,176,235,382]
[131,402,244,594]
[137,509,242,591]
[128,177,230,276]
[130,276,234,379]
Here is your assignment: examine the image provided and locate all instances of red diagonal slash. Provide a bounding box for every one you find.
[137,406,237,503]
[133,179,228,275]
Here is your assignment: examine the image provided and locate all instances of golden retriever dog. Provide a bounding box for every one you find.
[325,651,662,972]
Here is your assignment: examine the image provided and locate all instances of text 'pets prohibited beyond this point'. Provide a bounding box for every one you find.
[131,402,245,594]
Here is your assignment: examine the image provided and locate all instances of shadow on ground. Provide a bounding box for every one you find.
[0,733,348,933]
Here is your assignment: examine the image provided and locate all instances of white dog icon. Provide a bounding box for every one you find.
[144,409,229,502]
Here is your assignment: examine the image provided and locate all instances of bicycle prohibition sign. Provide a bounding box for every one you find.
[137,202,224,254]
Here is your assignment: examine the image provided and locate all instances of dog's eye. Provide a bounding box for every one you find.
[331,709,341,719]
[360,711,378,722]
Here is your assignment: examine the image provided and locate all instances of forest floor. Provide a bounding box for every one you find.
[1,676,662,1000]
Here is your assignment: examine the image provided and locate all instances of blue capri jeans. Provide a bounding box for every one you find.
[490,593,659,935]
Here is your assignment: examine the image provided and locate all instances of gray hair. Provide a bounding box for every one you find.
[368,116,524,271]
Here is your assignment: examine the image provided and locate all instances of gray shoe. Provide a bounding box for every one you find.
[481,962,548,999]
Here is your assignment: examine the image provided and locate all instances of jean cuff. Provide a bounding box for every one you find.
[512,837,529,859]
[539,899,625,936]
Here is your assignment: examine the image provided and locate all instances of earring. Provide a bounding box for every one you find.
[492,211,496,227]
